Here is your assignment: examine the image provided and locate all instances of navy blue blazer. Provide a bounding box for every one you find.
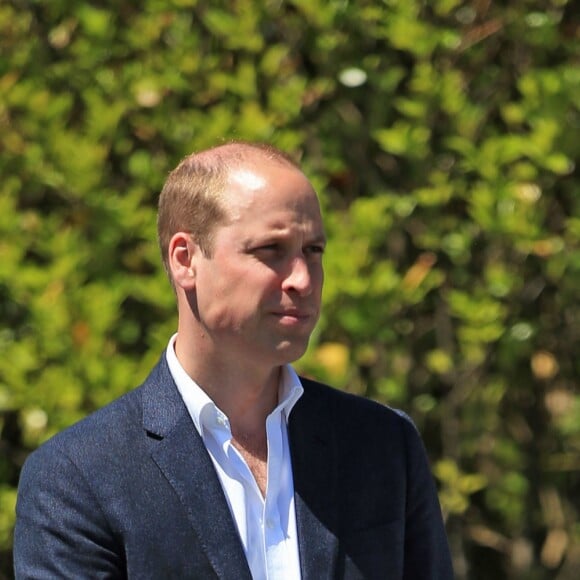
[14,357,453,579]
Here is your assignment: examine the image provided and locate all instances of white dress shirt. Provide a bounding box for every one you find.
[165,335,303,580]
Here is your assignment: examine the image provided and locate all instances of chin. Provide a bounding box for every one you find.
[272,340,310,365]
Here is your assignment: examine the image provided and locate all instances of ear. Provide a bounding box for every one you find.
[168,232,198,291]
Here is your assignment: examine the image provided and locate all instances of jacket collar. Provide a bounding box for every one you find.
[290,378,340,580]
[141,357,252,579]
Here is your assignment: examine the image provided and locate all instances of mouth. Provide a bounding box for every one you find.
[272,310,315,325]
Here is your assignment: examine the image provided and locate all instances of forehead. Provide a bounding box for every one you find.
[222,162,323,225]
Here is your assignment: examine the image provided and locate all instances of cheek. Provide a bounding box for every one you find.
[311,265,324,294]
[199,271,277,327]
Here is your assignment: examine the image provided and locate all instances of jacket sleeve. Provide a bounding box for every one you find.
[397,412,454,579]
[14,445,124,579]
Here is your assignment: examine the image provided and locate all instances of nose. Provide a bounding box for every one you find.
[282,257,313,296]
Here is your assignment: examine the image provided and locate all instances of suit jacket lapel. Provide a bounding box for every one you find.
[141,358,252,580]
[290,379,340,580]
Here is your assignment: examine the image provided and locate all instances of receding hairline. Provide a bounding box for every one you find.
[174,141,302,176]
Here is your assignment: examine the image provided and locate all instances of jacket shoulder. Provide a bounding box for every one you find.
[25,385,142,470]
[23,356,174,468]
[298,375,415,430]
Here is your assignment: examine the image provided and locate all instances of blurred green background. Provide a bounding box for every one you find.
[1,0,579,578]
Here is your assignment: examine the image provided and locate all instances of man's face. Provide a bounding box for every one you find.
[191,161,325,369]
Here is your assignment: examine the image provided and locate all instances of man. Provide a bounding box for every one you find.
[14,142,454,579]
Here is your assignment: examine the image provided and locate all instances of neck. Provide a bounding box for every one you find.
[174,332,281,433]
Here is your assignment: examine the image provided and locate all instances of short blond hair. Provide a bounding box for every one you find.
[157,141,300,276]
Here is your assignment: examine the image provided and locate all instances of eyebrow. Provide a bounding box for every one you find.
[308,234,327,246]
[242,232,327,249]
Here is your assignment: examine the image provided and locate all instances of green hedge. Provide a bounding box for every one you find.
[1,1,579,578]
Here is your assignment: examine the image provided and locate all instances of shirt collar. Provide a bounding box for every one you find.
[165,334,304,436]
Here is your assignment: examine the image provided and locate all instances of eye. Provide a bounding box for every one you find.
[256,243,281,253]
[304,244,325,256]
[251,243,284,260]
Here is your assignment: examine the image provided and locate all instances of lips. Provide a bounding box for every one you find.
[272,309,316,323]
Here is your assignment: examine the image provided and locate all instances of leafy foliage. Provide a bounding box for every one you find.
[1,1,579,578]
